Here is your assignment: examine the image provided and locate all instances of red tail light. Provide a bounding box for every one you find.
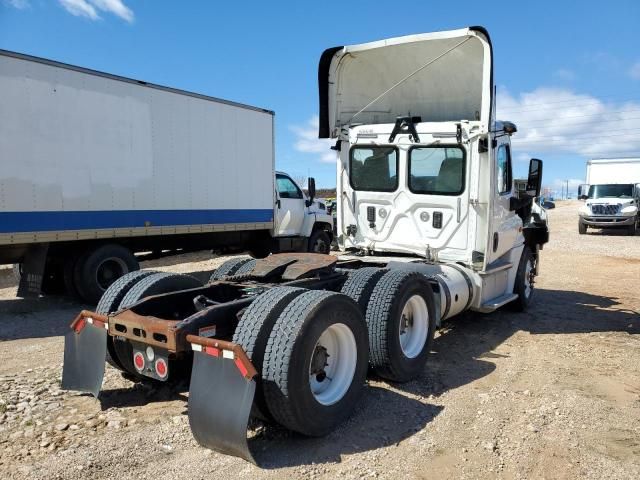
[133,352,145,371]
[154,358,168,379]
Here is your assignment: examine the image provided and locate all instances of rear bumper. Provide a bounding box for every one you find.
[580,215,635,227]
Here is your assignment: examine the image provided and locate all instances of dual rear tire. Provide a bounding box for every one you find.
[234,288,369,436]
[232,268,436,436]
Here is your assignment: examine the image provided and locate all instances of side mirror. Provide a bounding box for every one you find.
[578,183,590,200]
[526,158,543,197]
[306,177,316,206]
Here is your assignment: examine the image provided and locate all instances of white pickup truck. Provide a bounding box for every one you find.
[578,158,640,235]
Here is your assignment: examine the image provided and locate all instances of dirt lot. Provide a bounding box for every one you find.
[1,200,638,479]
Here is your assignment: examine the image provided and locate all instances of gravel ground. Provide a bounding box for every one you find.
[0,201,638,479]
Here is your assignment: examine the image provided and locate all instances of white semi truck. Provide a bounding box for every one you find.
[0,50,333,302]
[578,158,640,235]
[62,27,549,463]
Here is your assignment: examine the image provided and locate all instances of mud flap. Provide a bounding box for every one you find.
[186,335,258,463]
[62,311,108,398]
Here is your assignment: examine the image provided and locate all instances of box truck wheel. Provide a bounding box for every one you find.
[578,220,587,235]
[209,257,253,281]
[340,267,388,313]
[96,270,158,374]
[232,286,306,420]
[262,290,368,436]
[366,270,436,383]
[308,229,331,254]
[74,244,139,304]
[509,247,535,312]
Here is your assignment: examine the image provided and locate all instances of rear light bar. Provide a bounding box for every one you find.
[186,335,257,381]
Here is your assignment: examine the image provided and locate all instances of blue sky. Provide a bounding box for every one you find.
[2,1,640,195]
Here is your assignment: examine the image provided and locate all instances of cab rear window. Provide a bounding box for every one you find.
[349,146,398,192]
[408,146,465,195]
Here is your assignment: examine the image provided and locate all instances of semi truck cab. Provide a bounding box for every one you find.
[320,26,549,312]
[62,27,550,463]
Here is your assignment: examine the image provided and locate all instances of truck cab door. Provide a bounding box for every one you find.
[485,139,522,266]
[274,173,306,236]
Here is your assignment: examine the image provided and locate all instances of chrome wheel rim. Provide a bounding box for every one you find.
[524,259,534,298]
[398,294,429,358]
[308,323,357,406]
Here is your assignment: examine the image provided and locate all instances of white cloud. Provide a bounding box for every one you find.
[290,115,336,164]
[91,0,133,22]
[3,0,30,9]
[630,62,640,80]
[57,0,133,22]
[58,0,99,19]
[497,87,640,157]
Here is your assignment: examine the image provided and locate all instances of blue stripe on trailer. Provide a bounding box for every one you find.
[0,209,274,233]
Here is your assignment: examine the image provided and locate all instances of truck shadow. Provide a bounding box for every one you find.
[250,385,443,468]
[98,380,189,409]
[395,288,638,399]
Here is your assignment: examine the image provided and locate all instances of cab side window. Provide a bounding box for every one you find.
[496,144,512,195]
[276,174,303,199]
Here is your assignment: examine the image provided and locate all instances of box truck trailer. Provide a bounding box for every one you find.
[61,27,549,463]
[577,158,640,235]
[0,50,333,302]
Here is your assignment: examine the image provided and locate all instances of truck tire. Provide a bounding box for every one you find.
[340,267,388,313]
[119,272,203,309]
[628,220,637,236]
[113,272,204,379]
[209,257,253,281]
[97,270,158,314]
[95,270,158,373]
[308,229,331,254]
[234,259,257,276]
[232,286,306,419]
[262,290,368,436]
[366,270,436,383]
[74,244,139,305]
[578,220,587,235]
[509,246,535,312]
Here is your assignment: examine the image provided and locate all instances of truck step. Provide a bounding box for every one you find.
[479,293,518,312]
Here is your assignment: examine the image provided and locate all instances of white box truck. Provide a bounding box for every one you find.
[0,50,333,302]
[62,27,549,463]
[578,158,640,235]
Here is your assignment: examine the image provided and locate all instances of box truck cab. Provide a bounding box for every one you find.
[578,158,640,235]
[272,171,334,253]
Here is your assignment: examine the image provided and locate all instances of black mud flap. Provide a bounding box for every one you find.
[187,335,257,463]
[62,312,108,398]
